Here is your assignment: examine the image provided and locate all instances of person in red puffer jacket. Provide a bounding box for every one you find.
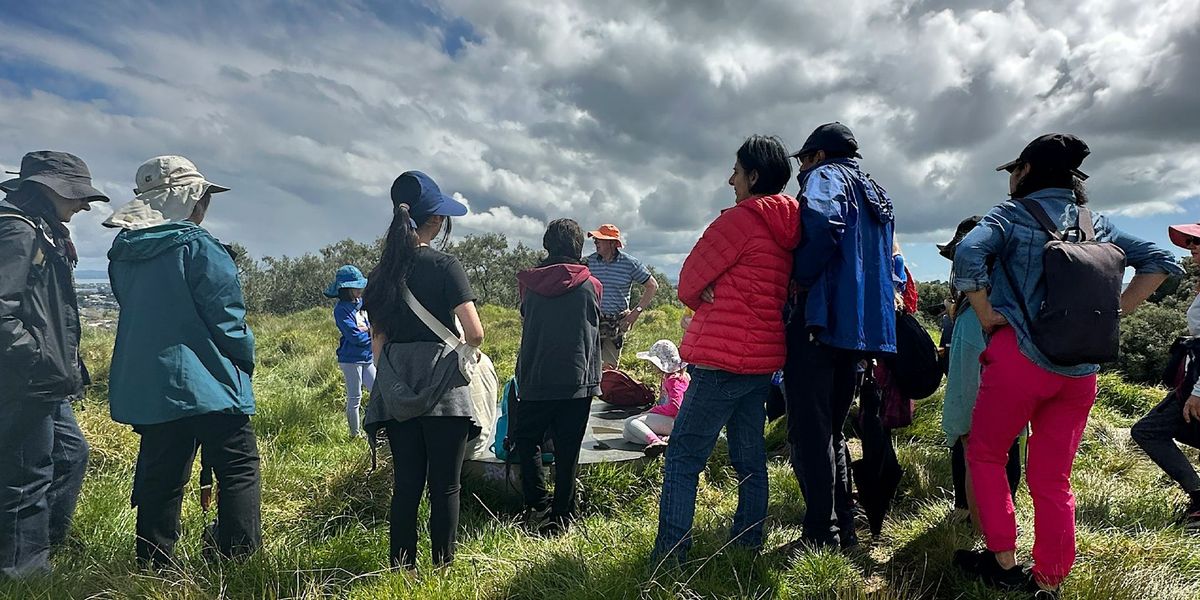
[651,135,801,564]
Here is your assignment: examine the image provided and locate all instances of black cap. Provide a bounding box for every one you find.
[0,151,109,201]
[938,215,983,260]
[791,122,862,159]
[996,133,1090,181]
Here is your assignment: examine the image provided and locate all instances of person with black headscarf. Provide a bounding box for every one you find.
[0,151,109,578]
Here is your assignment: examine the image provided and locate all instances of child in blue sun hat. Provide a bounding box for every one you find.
[324,265,374,438]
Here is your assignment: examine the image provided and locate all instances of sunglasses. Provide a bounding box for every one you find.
[1185,235,1200,249]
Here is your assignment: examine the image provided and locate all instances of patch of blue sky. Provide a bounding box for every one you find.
[0,58,121,106]
[358,0,482,58]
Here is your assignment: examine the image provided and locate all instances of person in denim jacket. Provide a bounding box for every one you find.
[951,134,1180,596]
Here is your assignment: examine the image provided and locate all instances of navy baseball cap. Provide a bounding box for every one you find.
[996,134,1090,180]
[791,122,862,159]
[390,171,468,222]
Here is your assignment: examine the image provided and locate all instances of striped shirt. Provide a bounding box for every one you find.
[587,251,652,315]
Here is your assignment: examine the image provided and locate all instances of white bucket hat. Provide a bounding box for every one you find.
[104,155,229,230]
[636,339,685,373]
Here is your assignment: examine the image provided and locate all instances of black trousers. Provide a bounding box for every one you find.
[385,416,471,569]
[132,414,261,566]
[784,317,859,546]
[513,398,591,518]
[951,437,1022,509]
[1131,392,1200,494]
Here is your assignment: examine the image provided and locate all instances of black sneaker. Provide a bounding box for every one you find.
[953,549,1029,591]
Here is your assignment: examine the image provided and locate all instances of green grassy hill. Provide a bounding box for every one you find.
[4,306,1200,599]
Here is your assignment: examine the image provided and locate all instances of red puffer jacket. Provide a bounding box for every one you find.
[678,194,801,374]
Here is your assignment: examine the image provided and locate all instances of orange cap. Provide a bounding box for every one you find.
[587,224,623,247]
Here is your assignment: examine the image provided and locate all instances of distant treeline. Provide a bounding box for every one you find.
[231,233,679,316]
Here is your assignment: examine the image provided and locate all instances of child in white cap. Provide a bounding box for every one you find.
[622,339,690,457]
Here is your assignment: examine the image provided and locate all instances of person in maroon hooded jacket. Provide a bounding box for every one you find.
[513,218,604,535]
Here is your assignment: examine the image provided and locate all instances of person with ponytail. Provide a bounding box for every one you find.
[361,171,484,572]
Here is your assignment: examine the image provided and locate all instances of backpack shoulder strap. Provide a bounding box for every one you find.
[0,212,47,267]
[1075,206,1096,241]
[0,211,37,229]
[1013,197,1062,240]
[403,286,462,347]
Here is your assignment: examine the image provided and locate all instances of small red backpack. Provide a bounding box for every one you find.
[600,369,656,407]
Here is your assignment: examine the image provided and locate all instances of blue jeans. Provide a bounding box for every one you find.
[0,398,89,578]
[652,369,770,562]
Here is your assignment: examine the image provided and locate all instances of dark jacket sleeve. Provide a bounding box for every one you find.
[334,302,371,347]
[0,220,40,368]
[186,234,256,376]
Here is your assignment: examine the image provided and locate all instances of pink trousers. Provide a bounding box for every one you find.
[967,327,1096,587]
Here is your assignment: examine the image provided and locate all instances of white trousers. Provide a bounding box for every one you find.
[622,412,675,445]
[339,362,376,437]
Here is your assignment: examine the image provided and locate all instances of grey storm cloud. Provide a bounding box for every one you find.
[1,0,1198,280]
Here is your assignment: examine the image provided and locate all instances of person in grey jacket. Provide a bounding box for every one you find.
[0,151,108,578]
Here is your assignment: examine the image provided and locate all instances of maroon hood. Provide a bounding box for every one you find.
[518,263,602,300]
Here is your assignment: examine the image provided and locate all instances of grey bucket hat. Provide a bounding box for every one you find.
[1,151,109,201]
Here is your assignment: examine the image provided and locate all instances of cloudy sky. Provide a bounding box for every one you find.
[2,0,1199,282]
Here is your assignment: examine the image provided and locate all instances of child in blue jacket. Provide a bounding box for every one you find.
[325,265,374,438]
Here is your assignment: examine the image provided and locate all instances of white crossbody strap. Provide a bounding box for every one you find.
[403,287,462,348]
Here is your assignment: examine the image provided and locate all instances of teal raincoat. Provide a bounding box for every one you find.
[107,222,254,425]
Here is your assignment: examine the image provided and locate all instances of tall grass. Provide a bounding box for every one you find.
[3,306,1200,599]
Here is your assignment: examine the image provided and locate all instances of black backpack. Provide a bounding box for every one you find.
[884,310,942,400]
[1000,198,1125,367]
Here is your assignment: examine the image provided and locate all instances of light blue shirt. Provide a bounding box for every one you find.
[586,250,652,315]
[952,188,1182,377]
[942,305,986,446]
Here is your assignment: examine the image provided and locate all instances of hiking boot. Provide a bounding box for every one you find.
[521,506,551,529]
[537,515,569,537]
[644,439,668,458]
[1180,501,1200,531]
[953,549,1029,591]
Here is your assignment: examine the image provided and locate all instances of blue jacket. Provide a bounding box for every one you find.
[953,188,1183,377]
[107,222,255,425]
[334,299,372,363]
[792,159,897,353]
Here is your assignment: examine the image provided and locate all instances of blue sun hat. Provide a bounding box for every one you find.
[324,265,368,298]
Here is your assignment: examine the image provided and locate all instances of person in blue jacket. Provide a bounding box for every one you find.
[784,122,897,551]
[324,265,374,438]
[104,155,260,566]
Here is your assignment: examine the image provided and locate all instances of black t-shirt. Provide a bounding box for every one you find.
[375,247,476,344]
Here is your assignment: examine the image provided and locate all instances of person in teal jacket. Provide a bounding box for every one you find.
[104,155,260,566]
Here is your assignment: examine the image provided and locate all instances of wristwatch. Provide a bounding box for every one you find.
[633,306,644,313]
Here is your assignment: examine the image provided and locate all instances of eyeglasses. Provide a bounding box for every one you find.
[1186,236,1200,249]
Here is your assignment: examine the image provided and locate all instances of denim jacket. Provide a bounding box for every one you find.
[793,159,897,353]
[953,188,1183,377]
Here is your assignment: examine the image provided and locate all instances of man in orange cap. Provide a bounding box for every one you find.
[586,224,658,368]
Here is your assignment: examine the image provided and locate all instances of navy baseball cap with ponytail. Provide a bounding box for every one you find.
[389,171,468,223]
